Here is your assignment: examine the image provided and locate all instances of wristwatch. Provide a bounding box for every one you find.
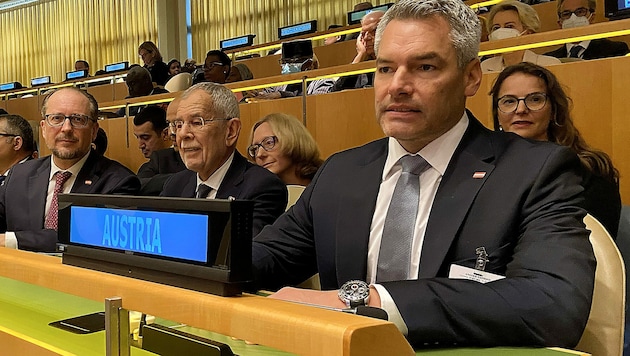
[338,280,370,308]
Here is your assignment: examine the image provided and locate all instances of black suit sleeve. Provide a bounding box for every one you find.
[246,172,288,237]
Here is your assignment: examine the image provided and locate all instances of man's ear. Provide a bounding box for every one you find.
[463,58,482,98]
[225,118,241,147]
[161,127,169,141]
[13,136,23,151]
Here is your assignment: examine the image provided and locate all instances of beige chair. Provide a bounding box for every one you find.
[575,214,626,356]
[559,57,585,63]
[286,184,306,211]
[164,72,192,93]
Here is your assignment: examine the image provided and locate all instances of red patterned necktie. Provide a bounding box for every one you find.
[44,171,72,230]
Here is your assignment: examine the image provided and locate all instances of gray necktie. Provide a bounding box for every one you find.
[377,155,429,282]
[569,45,583,58]
[196,184,212,199]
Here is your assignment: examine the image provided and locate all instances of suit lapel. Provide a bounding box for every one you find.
[216,151,246,199]
[71,151,100,193]
[29,158,52,226]
[335,139,388,283]
[419,116,496,278]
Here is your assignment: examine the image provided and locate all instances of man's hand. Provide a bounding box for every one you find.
[352,33,368,64]
[269,286,382,309]
[0,234,5,247]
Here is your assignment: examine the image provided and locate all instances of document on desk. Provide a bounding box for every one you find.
[449,264,505,284]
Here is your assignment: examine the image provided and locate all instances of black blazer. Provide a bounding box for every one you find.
[544,38,629,59]
[253,115,595,348]
[0,151,140,252]
[160,151,287,237]
[137,148,186,196]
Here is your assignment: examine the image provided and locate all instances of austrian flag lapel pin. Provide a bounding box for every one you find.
[84,180,93,185]
[472,171,486,179]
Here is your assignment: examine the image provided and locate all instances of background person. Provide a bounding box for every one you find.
[166,59,182,82]
[138,41,169,86]
[481,0,560,72]
[490,62,621,236]
[226,63,254,83]
[0,114,36,182]
[249,113,322,186]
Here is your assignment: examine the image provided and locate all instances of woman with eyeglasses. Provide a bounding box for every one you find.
[490,62,621,237]
[138,41,169,86]
[248,113,322,186]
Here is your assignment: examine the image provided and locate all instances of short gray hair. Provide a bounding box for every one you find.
[374,0,481,69]
[181,82,240,119]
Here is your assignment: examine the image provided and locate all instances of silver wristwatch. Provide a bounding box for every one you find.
[338,280,370,308]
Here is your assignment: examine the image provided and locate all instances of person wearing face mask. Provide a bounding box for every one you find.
[245,40,334,101]
[544,0,629,60]
[490,62,621,237]
[481,0,560,73]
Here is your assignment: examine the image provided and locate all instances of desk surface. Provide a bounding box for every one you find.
[0,276,582,356]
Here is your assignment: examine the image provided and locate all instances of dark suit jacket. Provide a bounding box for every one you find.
[582,169,621,238]
[253,116,595,348]
[137,148,186,196]
[160,151,287,237]
[0,151,140,252]
[544,38,629,59]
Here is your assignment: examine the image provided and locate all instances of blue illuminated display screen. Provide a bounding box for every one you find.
[105,62,128,72]
[222,37,248,49]
[0,83,16,91]
[66,70,87,79]
[279,21,316,38]
[69,206,209,263]
[31,76,51,86]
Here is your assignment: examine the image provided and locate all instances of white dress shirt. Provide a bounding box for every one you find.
[368,113,469,335]
[195,152,234,199]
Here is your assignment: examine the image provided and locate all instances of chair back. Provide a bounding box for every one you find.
[286,185,306,211]
[576,214,626,356]
[164,73,192,93]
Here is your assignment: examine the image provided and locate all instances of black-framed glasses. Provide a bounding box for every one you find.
[497,92,548,113]
[247,136,278,158]
[169,117,230,132]
[203,62,224,71]
[0,132,18,137]
[44,114,95,128]
[559,7,590,20]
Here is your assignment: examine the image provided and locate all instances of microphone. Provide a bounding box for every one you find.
[291,301,389,320]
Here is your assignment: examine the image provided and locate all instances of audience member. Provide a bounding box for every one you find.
[226,63,254,83]
[74,60,90,74]
[137,97,186,196]
[248,113,322,186]
[324,25,346,45]
[544,0,629,59]
[160,83,287,237]
[490,62,621,236]
[347,2,375,41]
[0,87,140,252]
[182,58,197,73]
[333,11,384,91]
[167,59,181,79]
[247,40,334,99]
[481,0,560,73]
[133,105,171,159]
[252,0,594,348]
[198,50,232,84]
[0,115,36,182]
[117,66,168,117]
[138,41,169,86]
[92,127,108,156]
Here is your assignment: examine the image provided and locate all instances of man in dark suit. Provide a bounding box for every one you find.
[0,114,37,182]
[252,0,595,349]
[0,88,140,252]
[544,0,629,60]
[160,82,287,237]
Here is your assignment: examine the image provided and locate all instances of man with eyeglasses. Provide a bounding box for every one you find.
[160,82,287,237]
[544,0,629,59]
[0,87,140,252]
[0,114,36,183]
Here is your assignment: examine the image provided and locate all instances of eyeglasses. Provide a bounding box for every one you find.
[44,114,95,128]
[559,7,590,20]
[497,93,548,113]
[203,62,224,71]
[0,132,18,137]
[169,117,230,132]
[247,136,278,158]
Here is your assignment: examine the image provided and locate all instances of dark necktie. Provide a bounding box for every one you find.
[44,171,72,230]
[569,45,583,58]
[0,175,5,186]
[196,184,212,199]
[377,155,429,282]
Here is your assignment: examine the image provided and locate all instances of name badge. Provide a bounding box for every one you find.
[448,264,505,284]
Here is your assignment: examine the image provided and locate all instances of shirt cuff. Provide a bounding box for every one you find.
[371,283,409,337]
[4,231,17,249]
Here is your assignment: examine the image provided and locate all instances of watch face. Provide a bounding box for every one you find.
[340,280,369,304]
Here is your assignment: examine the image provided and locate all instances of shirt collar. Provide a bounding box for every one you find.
[383,112,469,180]
[49,150,91,181]
[196,151,235,192]
[567,40,591,51]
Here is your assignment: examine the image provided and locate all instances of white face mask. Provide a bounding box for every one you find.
[561,13,591,29]
[488,28,523,41]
